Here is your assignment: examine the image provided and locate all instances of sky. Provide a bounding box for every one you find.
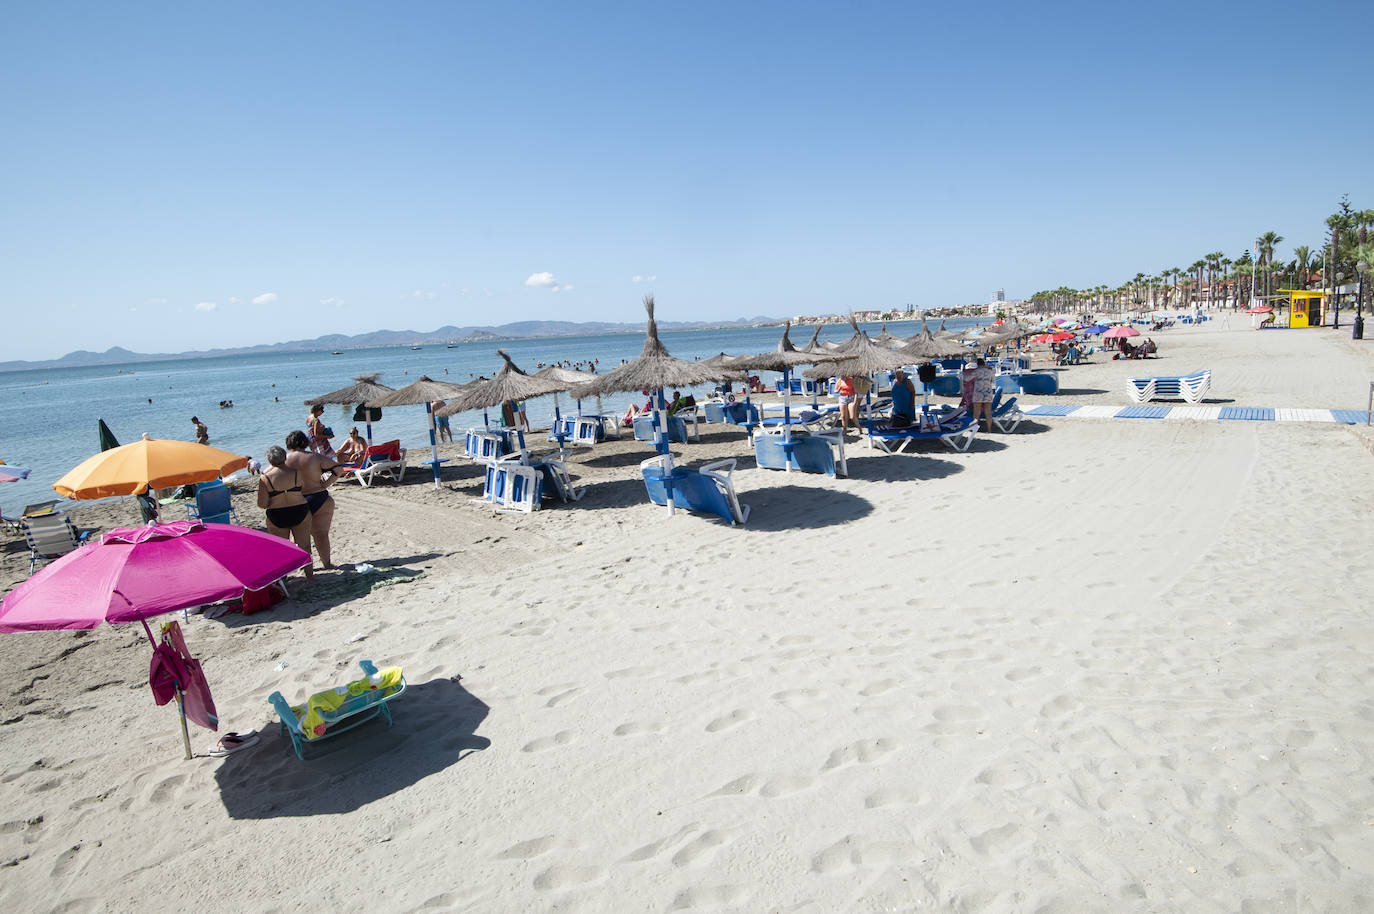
[3,0,1372,361]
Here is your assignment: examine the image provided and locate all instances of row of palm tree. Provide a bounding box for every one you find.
[1029,198,1374,316]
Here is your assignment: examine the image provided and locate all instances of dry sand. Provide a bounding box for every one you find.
[2,321,1374,912]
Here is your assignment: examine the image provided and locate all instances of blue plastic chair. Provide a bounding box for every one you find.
[187,478,236,525]
[753,433,838,477]
[634,415,689,444]
[641,458,750,525]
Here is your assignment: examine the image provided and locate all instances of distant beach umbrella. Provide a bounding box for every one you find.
[0,465,31,483]
[873,322,903,348]
[370,376,468,489]
[304,374,396,444]
[578,295,740,514]
[1101,326,1141,339]
[535,365,601,426]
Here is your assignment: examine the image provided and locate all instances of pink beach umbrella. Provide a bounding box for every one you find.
[1101,326,1141,339]
[0,465,31,483]
[0,521,311,758]
[0,521,310,631]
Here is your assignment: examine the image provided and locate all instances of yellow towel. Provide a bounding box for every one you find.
[296,666,404,739]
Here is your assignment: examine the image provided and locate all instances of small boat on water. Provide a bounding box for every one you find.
[411,346,422,350]
[446,343,458,349]
[331,351,342,355]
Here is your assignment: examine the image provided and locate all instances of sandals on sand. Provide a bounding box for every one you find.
[207,730,260,758]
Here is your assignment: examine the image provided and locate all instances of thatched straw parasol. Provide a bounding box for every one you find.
[438,351,573,455]
[799,325,829,354]
[579,295,739,514]
[804,331,910,380]
[933,320,962,341]
[873,322,904,348]
[898,318,970,361]
[304,373,395,443]
[730,323,823,454]
[535,365,602,425]
[369,376,470,489]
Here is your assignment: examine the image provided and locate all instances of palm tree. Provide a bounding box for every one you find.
[1220,258,1233,307]
[1292,245,1312,290]
[1205,252,1225,307]
[1257,232,1284,299]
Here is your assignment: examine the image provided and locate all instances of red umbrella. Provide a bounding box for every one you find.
[1245,305,1274,314]
[1033,331,1075,343]
[1101,326,1141,339]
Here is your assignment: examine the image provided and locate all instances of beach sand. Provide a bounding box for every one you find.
[2,321,1374,912]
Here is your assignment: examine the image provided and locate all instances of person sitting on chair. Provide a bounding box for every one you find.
[888,368,917,427]
[336,428,367,465]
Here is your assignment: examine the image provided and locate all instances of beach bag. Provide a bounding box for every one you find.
[353,405,382,423]
[916,363,938,384]
[241,583,284,615]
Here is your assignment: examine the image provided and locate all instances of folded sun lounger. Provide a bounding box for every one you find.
[865,415,977,453]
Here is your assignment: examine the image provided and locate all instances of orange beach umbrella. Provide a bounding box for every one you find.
[53,437,249,499]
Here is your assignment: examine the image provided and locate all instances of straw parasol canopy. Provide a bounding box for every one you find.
[873,322,904,348]
[368,376,468,408]
[438,351,572,416]
[729,322,817,373]
[304,373,395,408]
[578,295,740,398]
[804,330,910,380]
[799,325,829,354]
[898,320,971,361]
[933,320,962,341]
[981,321,1034,345]
[534,365,599,386]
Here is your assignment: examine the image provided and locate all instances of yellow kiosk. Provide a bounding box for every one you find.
[1285,290,1326,328]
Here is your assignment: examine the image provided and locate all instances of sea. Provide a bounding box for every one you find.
[0,317,989,515]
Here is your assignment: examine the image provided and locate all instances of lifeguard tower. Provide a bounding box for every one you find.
[1284,290,1326,328]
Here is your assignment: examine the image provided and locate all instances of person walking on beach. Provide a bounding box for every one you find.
[835,376,860,435]
[968,358,996,431]
[191,416,209,444]
[306,405,335,456]
[256,446,312,582]
[285,430,341,571]
[431,400,454,443]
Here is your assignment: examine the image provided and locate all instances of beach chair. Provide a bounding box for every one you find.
[865,415,977,454]
[268,660,406,760]
[571,416,602,448]
[991,394,1023,433]
[21,501,58,518]
[640,455,750,525]
[704,401,729,424]
[753,431,845,478]
[186,478,237,525]
[534,458,585,502]
[479,455,543,513]
[23,512,91,573]
[345,440,408,486]
[634,414,690,444]
[464,429,507,463]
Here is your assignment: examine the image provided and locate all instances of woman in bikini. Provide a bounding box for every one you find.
[256,446,312,581]
[285,429,341,571]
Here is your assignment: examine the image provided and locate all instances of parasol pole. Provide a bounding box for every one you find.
[655,387,675,514]
[426,402,441,489]
[175,689,193,760]
[781,367,793,471]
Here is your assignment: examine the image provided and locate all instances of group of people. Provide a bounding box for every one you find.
[255,428,342,582]
[1114,337,1157,359]
[621,390,698,427]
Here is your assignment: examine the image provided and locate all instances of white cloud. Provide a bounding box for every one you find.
[145,297,167,305]
[632,275,657,283]
[252,292,277,305]
[129,306,137,312]
[194,301,217,312]
[409,289,436,301]
[525,272,558,288]
[551,283,574,293]
[321,297,344,307]
[228,296,241,304]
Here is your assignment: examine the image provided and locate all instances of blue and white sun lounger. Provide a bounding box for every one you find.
[641,455,750,525]
[865,415,977,453]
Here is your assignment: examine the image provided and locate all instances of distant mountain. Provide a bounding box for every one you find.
[0,317,782,372]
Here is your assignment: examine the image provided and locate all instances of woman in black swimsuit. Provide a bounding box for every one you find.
[285,430,341,570]
[256,446,313,581]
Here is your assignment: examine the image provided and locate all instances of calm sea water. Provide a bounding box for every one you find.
[0,318,988,514]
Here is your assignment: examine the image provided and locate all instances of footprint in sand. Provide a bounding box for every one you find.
[531,864,604,891]
[704,709,753,733]
[1039,695,1082,719]
[497,836,559,860]
[536,683,581,708]
[605,666,655,679]
[968,822,1019,855]
[148,774,188,805]
[772,688,822,710]
[613,721,664,737]
[864,788,927,808]
[521,731,575,753]
[1004,667,1042,682]
[708,773,816,799]
[670,829,735,868]
[810,835,917,875]
[857,679,901,697]
[820,739,898,772]
[669,885,749,910]
[622,824,700,862]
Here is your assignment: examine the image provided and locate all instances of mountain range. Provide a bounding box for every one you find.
[0,317,782,372]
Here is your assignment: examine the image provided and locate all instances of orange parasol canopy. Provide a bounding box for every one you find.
[53,437,250,499]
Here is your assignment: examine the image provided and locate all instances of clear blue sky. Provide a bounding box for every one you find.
[3,1,1371,360]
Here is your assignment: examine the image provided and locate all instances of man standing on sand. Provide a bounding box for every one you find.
[431,400,453,443]
[191,416,209,444]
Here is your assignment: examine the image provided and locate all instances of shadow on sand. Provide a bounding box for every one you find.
[216,675,489,819]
